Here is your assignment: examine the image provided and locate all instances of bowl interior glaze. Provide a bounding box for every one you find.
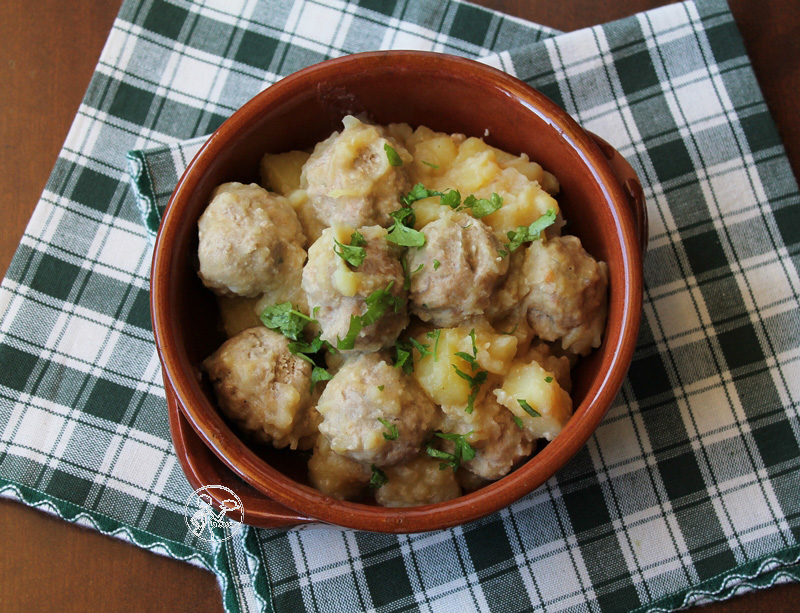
[151,51,642,532]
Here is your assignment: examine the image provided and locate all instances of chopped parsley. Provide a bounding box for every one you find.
[400,257,424,290]
[336,282,403,350]
[426,329,442,362]
[401,183,441,206]
[518,398,541,418]
[333,230,367,267]
[433,259,441,270]
[393,338,431,374]
[261,303,335,392]
[505,208,557,252]
[426,431,476,471]
[460,193,503,218]
[377,418,398,441]
[544,376,554,383]
[384,143,403,167]
[369,464,388,488]
[377,385,384,391]
[259,302,314,341]
[386,206,425,247]
[400,182,502,219]
[451,329,488,413]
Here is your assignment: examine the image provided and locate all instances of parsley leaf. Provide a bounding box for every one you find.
[544,376,554,383]
[451,329,487,413]
[518,398,541,418]
[333,232,367,267]
[439,189,461,209]
[386,206,426,247]
[393,343,413,374]
[505,208,558,252]
[369,465,388,488]
[377,418,398,440]
[259,302,314,341]
[401,183,441,206]
[336,282,403,350]
[426,329,442,362]
[426,431,475,471]
[433,259,441,270]
[384,143,403,167]
[461,192,503,218]
[393,338,431,374]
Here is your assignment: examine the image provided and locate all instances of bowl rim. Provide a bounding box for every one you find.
[151,50,643,533]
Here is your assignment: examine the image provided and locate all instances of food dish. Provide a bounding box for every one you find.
[151,51,644,532]
[196,116,610,507]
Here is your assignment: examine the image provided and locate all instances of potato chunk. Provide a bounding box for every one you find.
[493,358,572,442]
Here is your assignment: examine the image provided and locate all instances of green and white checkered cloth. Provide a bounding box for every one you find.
[2,0,799,611]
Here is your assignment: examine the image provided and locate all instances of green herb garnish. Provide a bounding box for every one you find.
[505,208,557,252]
[513,415,524,429]
[433,259,441,270]
[426,329,442,362]
[384,143,403,167]
[377,385,384,391]
[333,231,367,267]
[259,302,314,341]
[451,329,487,413]
[518,398,541,418]
[544,376,554,383]
[369,464,388,488]
[377,418,398,441]
[421,160,440,169]
[386,207,425,247]
[461,193,503,218]
[426,431,475,471]
[393,338,431,374]
[336,282,403,350]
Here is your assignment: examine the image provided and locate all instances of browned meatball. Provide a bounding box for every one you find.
[203,327,319,450]
[522,235,608,356]
[316,353,438,467]
[301,116,411,229]
[197,183,306,299]
[301,225,408,351]
[406,210,509,327]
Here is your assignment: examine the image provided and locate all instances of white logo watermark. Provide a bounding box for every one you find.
[184,485,244,542]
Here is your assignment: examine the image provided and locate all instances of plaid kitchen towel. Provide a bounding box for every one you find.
[2,0,800,611]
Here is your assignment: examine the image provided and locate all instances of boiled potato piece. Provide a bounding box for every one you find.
[412,321,517,407]
[216,295,263,338]
[260,150,310,196]
[494,358,572,441]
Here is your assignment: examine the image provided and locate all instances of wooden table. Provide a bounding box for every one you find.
[1,1,797,611]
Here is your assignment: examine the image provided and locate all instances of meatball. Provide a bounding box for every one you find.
[202,327,319,450]
[521,235,608,356]
[301,115,412,229]
[406,210,509,327]
[197,182,306,300]
[316,353,437,466]
[374,454,461,507]
[302,225,408,351]
[438,386,533,481]
[308,436,371,500]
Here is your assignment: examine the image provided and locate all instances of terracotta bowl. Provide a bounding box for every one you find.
[151,51,645,533]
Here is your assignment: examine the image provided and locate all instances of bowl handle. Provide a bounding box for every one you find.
[588,132,648,256]
[166,377,316,530]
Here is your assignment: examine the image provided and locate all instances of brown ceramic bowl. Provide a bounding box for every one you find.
[152,51,645,533]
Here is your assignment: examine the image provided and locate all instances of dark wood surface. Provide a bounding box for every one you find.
[1,0,798,611]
